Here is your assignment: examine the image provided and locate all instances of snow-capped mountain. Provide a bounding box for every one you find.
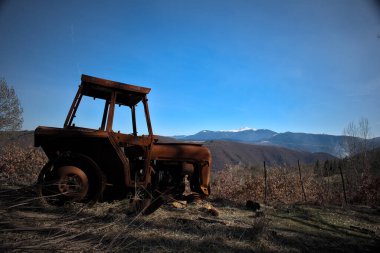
[177,128,277,142]
[174,128,380,156]
[219,127,256,132]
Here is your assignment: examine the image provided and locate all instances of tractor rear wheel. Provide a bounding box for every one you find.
[36,155,104,207]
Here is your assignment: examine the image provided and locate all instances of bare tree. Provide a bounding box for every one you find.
[0,78,23,131]
[343,118,371,158]
[343,118,373,204]
[358,118,370,167]
[343,121,358,157]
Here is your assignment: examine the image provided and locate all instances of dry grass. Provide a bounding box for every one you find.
[212,164,380,206]
[1,141,379,252]
[1,185,379,252]
[0,186,270,252]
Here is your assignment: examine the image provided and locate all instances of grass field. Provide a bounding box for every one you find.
[0,137,379,252]
[1,185,379,252]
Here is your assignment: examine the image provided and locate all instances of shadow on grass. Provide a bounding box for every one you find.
[270,205,380,253]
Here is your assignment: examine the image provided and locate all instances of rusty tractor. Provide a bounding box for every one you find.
[35,75,211,214]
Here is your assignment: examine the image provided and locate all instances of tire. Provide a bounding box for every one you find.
[36,154,105,207]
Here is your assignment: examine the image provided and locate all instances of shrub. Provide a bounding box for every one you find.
[0,143,47,185]
[212,163,379,206]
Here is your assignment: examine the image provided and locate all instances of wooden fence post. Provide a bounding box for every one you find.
[264,161,267,204]
[298,160,307,202]
[339,163,348,205]
[326,161,331,203]
[283,166,288,200]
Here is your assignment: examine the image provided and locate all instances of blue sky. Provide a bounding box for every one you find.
[1,0,379,136]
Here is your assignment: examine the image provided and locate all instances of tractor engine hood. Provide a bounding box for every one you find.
[151,142,211,165]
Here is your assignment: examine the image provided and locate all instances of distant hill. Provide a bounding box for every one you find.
[262,132,345,155]
[5,130,379,159]
[0,131,180,147]
[180,128,277,142]
[2,131,335,170]
[159,135,336,170]
[202,140,335,170]
[175,129,380,157]
[372,137,380,148]
[0,131,34,147]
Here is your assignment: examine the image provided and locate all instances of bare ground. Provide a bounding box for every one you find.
[0,186,379,252]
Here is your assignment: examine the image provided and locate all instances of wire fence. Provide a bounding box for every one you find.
[212,159,380,206]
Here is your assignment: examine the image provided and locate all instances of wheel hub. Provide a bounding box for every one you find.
[57,166,89,200]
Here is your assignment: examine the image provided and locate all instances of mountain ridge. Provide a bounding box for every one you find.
[175,128,380,156]
[202,140,335,170]
[1,130,375,171]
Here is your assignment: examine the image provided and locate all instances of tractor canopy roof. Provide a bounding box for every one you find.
[80,74,151,107]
